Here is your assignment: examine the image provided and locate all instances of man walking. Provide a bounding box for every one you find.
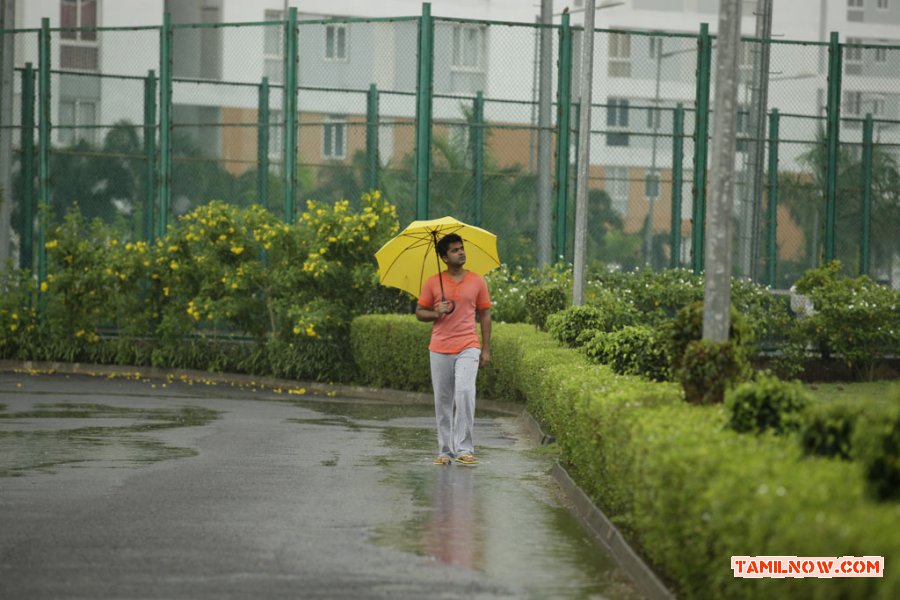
[416,233,492,466]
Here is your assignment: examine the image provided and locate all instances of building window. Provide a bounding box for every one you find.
[264,10,284,82]
[325,24,348,61]
[736,104,750,153]
[878,0,889,9]
[604,166,630,217]
[58,99,96,146]
[648,36,663,59]
[60,0,98,71]
[608,32,631,77]
[848,0,864,6]
[452,24,486,71]
[607,97,629,146]
[870,96,886,116]
[844,91,862,116]
[323,116,347,160]
[646,105,661,130]
[845,38,863,75]
[268,109,283,160]
[875,46,888,62]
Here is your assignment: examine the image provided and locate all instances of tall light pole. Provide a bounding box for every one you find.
[644,36,664,268]
[746,0,773,282]
[703,0,743,342]
[572,0,598,306]
[536,0,553,267]
[571,0,624,305]
[0,0,15,270]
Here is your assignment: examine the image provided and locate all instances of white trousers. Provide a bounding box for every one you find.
[429,348,480,458]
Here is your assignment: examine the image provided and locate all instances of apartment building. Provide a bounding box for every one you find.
[5,1,899,272]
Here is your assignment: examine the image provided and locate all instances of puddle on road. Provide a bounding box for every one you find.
[363,419,642,599]
[0,402,219,477]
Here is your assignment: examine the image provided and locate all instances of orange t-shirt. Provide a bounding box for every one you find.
[417,271,492,354]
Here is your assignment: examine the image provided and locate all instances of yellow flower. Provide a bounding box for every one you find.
[40,281,48,292]
[170,260,179,270]
[75,329,85,338]
[230,246,244,255]
[305,324,317,337]
[45,239,58,249]
[163,287,170,297]
[318,247,327,255]
[231,282,238,289]
[9,323,17,332]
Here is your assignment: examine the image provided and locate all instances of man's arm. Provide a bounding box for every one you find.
[416,301,452,322]
[477,308,491,367]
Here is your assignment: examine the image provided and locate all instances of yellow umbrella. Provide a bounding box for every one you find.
[374,216,501,299]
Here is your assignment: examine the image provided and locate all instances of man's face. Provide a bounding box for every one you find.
[441,241,466,267]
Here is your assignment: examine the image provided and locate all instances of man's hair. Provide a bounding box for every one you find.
[436,233,463,258]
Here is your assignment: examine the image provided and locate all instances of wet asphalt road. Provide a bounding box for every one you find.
[0,372,640,600]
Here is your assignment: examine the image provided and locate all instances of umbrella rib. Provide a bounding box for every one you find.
[458,237,502,268]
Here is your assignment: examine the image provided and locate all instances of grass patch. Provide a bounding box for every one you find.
[805,380,900,404]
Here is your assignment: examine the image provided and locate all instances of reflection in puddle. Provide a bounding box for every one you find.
[422,466,483,569]
[371,417,643,599]
[0,403,219,477]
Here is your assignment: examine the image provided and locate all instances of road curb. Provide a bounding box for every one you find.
[519,410,675,600]
[0,360,522,415]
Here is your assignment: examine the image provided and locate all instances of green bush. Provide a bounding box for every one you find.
[484,265,535,324]
[795,261,900,380]
[350,314,432,392]
[726,375,810,435]
[852,397,900,501]
[351,315,900,599]
[524,285,567,330]
[545,300,638,348]
[546,305,604,346]
[678,340,748,405]
[800,399,873,459]
[668,301,751,374]
[581,325,671,382]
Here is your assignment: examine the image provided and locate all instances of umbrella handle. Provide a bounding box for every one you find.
[431,231,445,301]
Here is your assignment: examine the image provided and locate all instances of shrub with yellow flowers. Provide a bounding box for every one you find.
[2,191,401,382]
[38,209,118,360]
[0,267,38,359]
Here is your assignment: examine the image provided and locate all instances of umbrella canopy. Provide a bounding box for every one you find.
[374,216,501,298]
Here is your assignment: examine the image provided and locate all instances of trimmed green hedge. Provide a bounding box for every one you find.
[350,314,900,599]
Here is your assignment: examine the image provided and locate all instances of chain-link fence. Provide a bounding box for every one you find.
[3,11,900,288]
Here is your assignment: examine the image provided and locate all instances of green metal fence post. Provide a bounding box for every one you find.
[766,109,780,288]
[860,113,873,276]
[670,103,685,269]
[555,12,573,261]
[38,19,50,297]
[691,22,712,275]
[824,31,842,265]
[257,76,270,208]
[472,91,484,226]
[366,83,379,192]
[283,7,298,223]
[158,13,172,240]
[414,3,434,220]
[20,63,35,272]
[143,70,156,243]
